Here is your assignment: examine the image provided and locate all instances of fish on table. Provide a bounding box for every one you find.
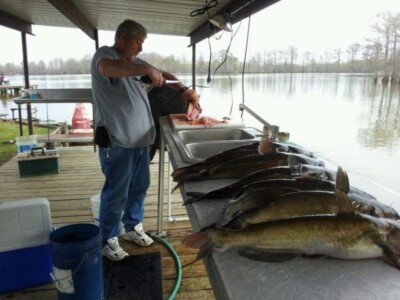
[171,137,319,184]
[182,191,400,270]
[173,151,325,185]
[184,164,338,204]
[213,167,398,229]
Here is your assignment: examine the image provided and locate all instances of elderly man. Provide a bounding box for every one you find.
[91,19,199,261]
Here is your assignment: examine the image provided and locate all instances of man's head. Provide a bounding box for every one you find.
[114,19,147,60]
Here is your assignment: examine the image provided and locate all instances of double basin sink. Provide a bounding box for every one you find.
[171,126,263,163]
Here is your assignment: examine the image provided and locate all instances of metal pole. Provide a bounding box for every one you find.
[192,44,196,90]
[21,32,33,135]
[157,133,166,236]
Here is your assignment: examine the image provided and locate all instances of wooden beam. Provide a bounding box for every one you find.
[189,0,280,46]
[47,0,96,40]
[0,9,33,34]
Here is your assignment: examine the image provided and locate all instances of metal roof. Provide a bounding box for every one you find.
[0,0,279,45]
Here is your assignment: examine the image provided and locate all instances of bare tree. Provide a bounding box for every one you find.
[288,46,298,73]
[347,43,361,72]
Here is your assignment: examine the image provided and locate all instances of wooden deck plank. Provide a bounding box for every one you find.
[0,146,213,300]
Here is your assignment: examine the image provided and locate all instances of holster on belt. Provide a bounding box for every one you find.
[94,126,110,148]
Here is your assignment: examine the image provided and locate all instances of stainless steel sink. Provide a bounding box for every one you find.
[178,128,256,143]
[186,140,258,160]
[170,126,262,163]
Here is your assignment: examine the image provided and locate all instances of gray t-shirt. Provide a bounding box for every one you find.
[91,46,156,148]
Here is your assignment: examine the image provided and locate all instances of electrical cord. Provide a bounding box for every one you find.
[240,10,252,119]
[189,0,219,17]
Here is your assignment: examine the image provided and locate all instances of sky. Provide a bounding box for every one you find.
[0,0,399,66]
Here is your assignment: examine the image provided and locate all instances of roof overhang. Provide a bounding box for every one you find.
[0,0,280,44]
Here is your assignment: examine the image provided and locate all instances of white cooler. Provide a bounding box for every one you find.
[0,198,53,293]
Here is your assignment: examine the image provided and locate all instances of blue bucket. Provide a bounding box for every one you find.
[49,223,103,300]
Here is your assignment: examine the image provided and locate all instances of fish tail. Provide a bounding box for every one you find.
[181,232,214,268]
[171,182,182,193]
[258,137,276,155]
[182,231,209,249]
[336,166,350,193]
[171,165,200,181]
[382,234,400,270]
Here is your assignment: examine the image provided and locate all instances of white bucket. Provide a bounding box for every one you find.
[16,135,37,153]
[90,194,125,235]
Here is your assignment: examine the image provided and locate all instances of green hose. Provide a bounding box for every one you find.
[149,233,182,300]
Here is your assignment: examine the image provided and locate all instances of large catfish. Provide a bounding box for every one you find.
[176,152,324,184]
[184,164,338,204]
[219,167,396,227]
[172,141,260,182]
[172,138,319,183]
[182,212,400,270]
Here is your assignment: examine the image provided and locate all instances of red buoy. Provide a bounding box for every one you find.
[71,103,92,133]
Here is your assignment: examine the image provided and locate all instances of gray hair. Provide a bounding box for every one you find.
[115,19,147,41]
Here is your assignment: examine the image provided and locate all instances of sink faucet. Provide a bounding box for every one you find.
[239,104,280,140]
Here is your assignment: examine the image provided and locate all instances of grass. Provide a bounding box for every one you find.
[0,120,52,166]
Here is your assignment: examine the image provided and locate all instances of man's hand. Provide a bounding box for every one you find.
[182,88,200,107]
[147,68,164,87]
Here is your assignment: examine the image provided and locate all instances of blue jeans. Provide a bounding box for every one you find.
[98,144,150,245]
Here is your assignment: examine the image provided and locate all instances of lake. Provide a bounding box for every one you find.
[2,73,400,197]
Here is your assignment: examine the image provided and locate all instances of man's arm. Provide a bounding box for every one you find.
[98,59,164,87]
[161,71,200,106]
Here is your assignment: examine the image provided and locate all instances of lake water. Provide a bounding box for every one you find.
[2,73,400,197]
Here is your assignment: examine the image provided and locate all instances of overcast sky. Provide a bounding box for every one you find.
[0,0,399,65]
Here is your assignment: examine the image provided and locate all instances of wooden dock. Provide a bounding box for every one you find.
[0,84,39,97]
[0,146,214,300]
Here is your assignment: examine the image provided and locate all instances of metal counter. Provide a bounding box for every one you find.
[158,116,400,300]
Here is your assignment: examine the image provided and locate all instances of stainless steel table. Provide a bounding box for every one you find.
[158,116,400,300]
[13,88,92,136]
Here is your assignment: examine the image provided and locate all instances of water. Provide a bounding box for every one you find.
[2,73,400,196]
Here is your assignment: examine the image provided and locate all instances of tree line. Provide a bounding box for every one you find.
[1,11,399,81]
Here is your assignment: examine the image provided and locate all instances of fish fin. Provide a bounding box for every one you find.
[171,182,182,193]
[375,231,400,269]
[382,247,400,270]
[336,166,350,193]
[238,248,298,263]
[258,137,276,155]
[335,190,355,215]
[181,232,214,268]
[181,231,209,248]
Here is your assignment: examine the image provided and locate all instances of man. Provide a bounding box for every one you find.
[91,19,199,261]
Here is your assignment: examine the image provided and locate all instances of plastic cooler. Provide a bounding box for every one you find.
[17,147,59,177]
[0,198,53,293]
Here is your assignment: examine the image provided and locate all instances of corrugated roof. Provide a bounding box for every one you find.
[0,0,279,44]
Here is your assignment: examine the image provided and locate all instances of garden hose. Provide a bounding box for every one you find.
[148,233,182,300]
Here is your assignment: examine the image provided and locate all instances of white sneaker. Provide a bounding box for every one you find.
[123,223,154,247]
[101,237,128,261]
